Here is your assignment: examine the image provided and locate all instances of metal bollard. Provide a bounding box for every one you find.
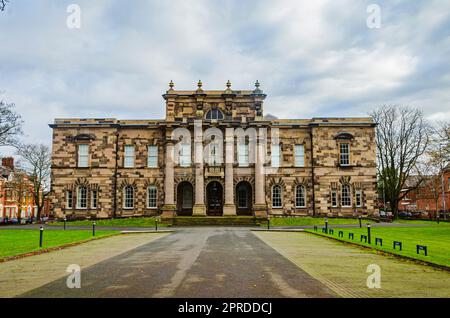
[358,215,362,228]
[92,221,96,236]
[367,224,371,244]
[325,218,328,234]
[39,226,44,247]
[155,219,158,232]
[267,218,270,230]
[63,217,67,230]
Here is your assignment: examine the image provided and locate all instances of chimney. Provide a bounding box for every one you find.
[1,157,14,170]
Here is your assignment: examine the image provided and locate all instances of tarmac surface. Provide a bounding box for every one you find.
[18,227,337,298]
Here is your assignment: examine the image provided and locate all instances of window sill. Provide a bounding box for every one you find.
[123,207,134,210]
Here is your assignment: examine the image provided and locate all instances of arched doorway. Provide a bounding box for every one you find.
[206,181,223,216]
[236,181,253,216]
[177,181,193,216]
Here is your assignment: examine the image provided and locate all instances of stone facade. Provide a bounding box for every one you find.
[49,81,378,219]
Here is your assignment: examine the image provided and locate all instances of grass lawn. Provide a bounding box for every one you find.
[49,217,165,228]
[306,224,450,267]
[0,229,118,259]
[264,216,376,227]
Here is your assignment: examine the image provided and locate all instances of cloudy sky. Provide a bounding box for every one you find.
[0,0,449,151]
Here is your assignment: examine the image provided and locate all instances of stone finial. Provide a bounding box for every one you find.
[226,80,231,89]
[255,80,260,89]
[253,80,263,94]
[197,80,203,89]
[169,80,174,90]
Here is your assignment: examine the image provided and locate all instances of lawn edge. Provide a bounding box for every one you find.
[0,232,121,264]
[305,230,450,272]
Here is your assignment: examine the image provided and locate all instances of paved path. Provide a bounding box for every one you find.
[17,228,336,298]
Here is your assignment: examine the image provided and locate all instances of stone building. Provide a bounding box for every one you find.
[49,81,378,219]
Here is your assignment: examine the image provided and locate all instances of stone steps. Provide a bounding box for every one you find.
[171,216,265,227]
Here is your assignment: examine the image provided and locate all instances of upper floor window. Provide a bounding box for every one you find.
[206,109,224,120]
[208,143,221,166]
[148,145,158,168]
[179,144,191,167]
[341,184,351,207]
[271,144,281,168]
[147,186,157,208]
[238,143,249,167]
[294,144,305,167]
[78,144,89,168]
[295,185,306,208]
[272,185,282,208]
[339,143,350,166]
[124,145,135,168]
[76,186,87,209]
[123,185,134,209]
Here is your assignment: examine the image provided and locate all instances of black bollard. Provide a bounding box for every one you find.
[39,226,44,247]
[63,217,67,230]
[325,218,328,234]
[92,221,96,236]
[267,218,270,230]
[367,224,371,244]
[155,219,158,232]
[358,215,362,228]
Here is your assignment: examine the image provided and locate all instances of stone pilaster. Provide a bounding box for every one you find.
[254,128,267,217]
[161,140,176,219]
[193,120,206,216]
[223,128,236,215]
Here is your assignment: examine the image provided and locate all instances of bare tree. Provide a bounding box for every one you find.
[0,99,23,147]
[0,0,9,11]
[7,170,30,224]
[371,105,430,219]
[16,143,51,220]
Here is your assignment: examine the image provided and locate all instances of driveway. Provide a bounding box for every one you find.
[18,228,336,298]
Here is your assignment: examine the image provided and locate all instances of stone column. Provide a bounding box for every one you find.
[193,120,206,216]
[223,128,236,215]
[254,128,267,217]
[161,140,176,219]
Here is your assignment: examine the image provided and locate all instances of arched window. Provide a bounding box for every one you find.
[76,186,87,209]
[124,186,134,209]
[272,185,282,208]
[205,109,224,120]
[147,186,157,209]
[341,184,351,207]
[295,185,306,208]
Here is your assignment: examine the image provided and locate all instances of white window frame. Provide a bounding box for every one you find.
[76,186,87,209]
[66,190,73,209]
[339,143,350,166]
[294,144,305,167]
[355,190,362,208]
[123,186,134,209]
[179,143,191,167]
[271,144,281,168]
[295,185,306,208]
[341,184,351,207]
[148,145,158,168]
[238,143,249,167]
[91,190,98,209]
[78,144,89,168]
[147,186,157,209]
[272,185,283,208]
[124,145,135,168]
[206,109,224,120]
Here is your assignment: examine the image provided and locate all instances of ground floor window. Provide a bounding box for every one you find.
[91,190,98,209]
[331,190,338,207]
[76,187,87,209]
[124,186,134,209]
[341,184,351,207]
[295,185,306,208]
[355,190,362,207]
[272,185,282,208]
[147,186,157,208]
[66,190,73,209]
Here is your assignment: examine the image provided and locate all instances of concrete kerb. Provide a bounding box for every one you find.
[121,230,175,234]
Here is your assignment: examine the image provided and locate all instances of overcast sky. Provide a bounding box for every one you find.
[0,0,449,152]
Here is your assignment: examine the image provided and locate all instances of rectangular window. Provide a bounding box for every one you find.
[295,186,306,208]
[124,145,135,168]
[355,190,362,207]
[238,144,249,167]
[237,190,248,208]
[78,144,89,168]
[331,190,338,207]
[294,144,305,167]
[76,187,87,209]
[271,144,281,168]
[341,185,351,207]
[272,186,282,208]
[147,186,157,208]
[91,190,98,209]
[209,144,221,166]
[339,143,350,166]
[66,190,73,209]
[148,145,158,168]
[180,144,191,167]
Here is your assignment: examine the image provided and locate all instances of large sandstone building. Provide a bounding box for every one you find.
[49,81,378,219]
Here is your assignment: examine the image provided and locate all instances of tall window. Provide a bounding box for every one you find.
[271,144,281,167]
[148,145,158,168]
[208,143,220,166]
[272,185,282,208]
[124,186,134,209]
[76,186,87,209]
[294,144,305,167]
[238,143,249,167]
[339,143,350,166]
[78,144,89,168]
[66,190,73,209]
[341,184,351,207]
[355,190,362,207]
[206,109,224,120]
[124,145,135,168]
[295,185,306,208]
[147,186,157,208]
[180,144,191,167]
[91,190,98,209]
[331,190,338,207]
